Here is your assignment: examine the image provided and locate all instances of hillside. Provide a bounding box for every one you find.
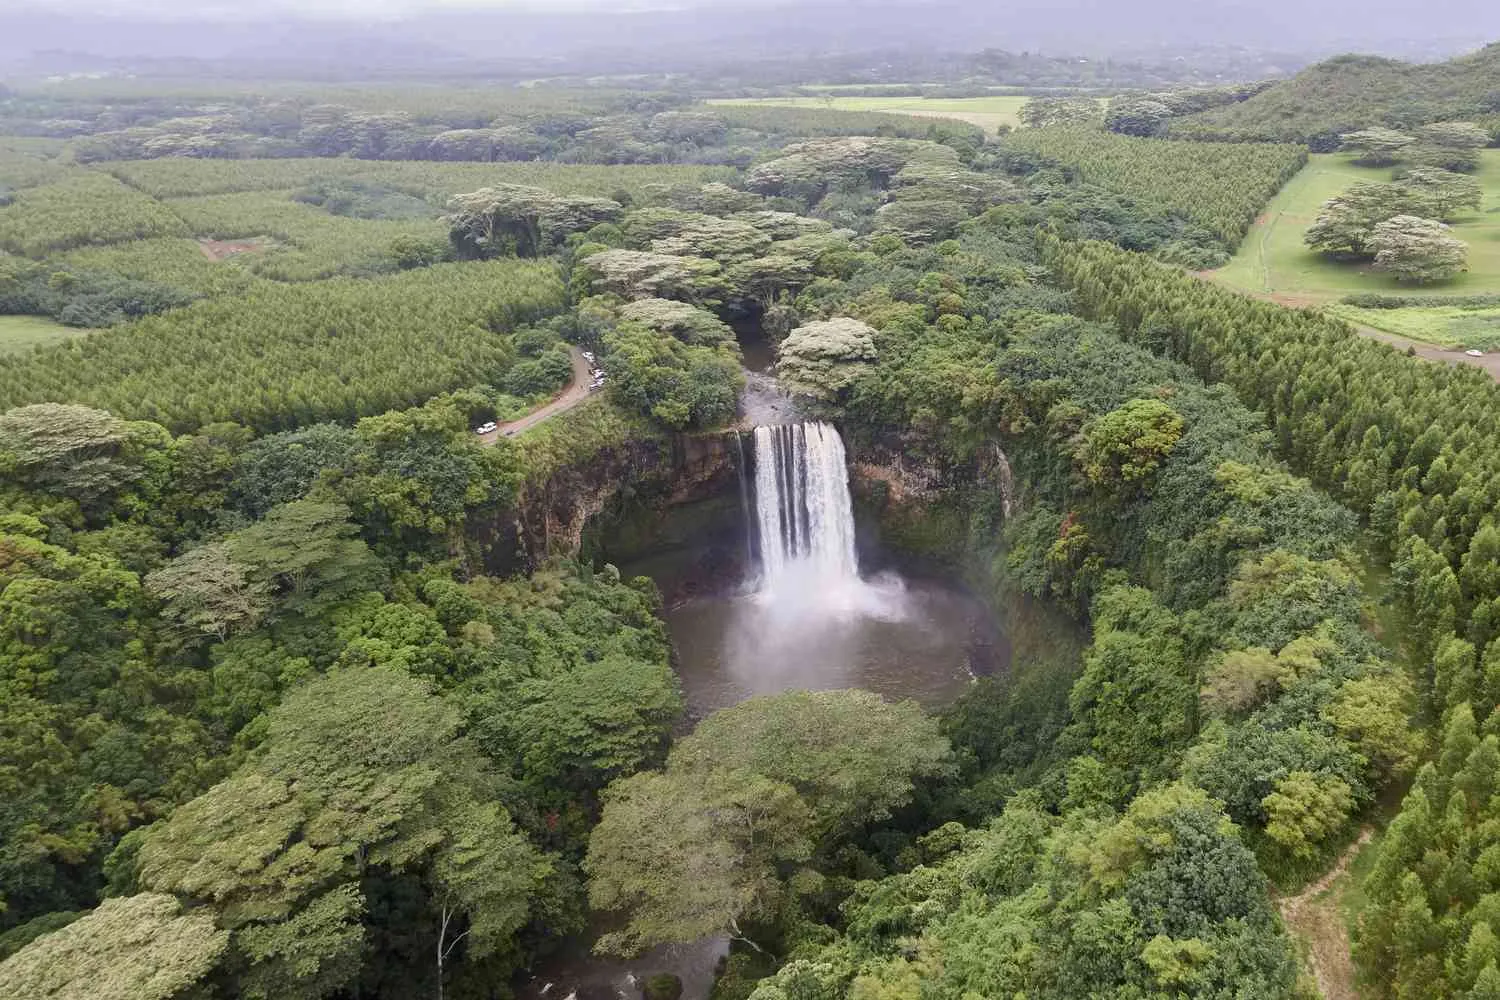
[1175,43,1500,148]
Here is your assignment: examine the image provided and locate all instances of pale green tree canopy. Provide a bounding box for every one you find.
[1021,97,1103,129]
[617,297,734,346]
[0,893,228,1000]
[777,317,879,400]
[1339,127,1415,166]
[1078,397,1185,485]
[447,183,622,258]
[145,541,269,642]
[135,666,547,999]
[1370,214,1468,283]
[586,690,949,956]
[1304,182,1437,258]
[1397,168,1483,221]
[579,248,722,302]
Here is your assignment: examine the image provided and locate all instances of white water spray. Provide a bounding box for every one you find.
[747,421,903,620]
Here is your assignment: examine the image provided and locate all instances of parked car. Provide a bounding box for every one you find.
[474,421,498,434]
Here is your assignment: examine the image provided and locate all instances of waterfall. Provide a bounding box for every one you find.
[751,422,859,589]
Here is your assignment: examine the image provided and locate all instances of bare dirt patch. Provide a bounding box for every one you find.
[1278,829,1372,1000]
[197,237,271,261]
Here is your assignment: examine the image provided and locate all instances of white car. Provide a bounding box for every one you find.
[474,421,498,434]
[1466,349,1485,357]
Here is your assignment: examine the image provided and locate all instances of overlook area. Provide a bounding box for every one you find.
[2,7,1500,1000]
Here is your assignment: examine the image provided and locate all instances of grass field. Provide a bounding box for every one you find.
[1213,150,1500,302]
[707,95,1036,133]
[0,315,87,355]
[1324,303,1500,350]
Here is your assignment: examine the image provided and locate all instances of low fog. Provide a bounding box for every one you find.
[3,0,1498,76]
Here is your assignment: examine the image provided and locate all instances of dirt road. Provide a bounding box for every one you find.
[478,346,594,444]
[1278,829,1373,1000]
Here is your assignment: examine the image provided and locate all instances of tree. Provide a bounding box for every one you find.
[1066,586,1193,797]
[145,542,269,642]
[1304,182,1436,258]
[1105,98,1173,137]
[1369,215,1468,283]
[135,666,548,1000]
[447,184,622,258]
[624,209,772,263]
[1340,127,1416,166]
[222,499,383,616]
[585,768,810,956]
[1322,672,1424,781]
[1078,397,1185,485]
[617,298,735,346]
[1411,121,1493,173]
[1397,168,1483,221]
[1262,771,1354,859]
[578,248,722,302]
[1198,647,1281,717]
[1021,98,1103,129]
[776,317,878,400]
[670,690,952,838]
[602,320,743,429]
[0,403,150,510]
[0,893,228,1000]
[586,691,949,955]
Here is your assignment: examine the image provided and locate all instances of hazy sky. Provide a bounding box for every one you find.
[2,0,696,14]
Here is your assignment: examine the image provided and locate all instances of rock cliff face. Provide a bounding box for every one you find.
[845,432,1017,568]
[474,431,739,575]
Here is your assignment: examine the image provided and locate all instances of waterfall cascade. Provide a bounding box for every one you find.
[750,421,861,591]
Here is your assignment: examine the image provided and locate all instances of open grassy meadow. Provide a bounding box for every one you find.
[708,95,1036,133]
[1212,150,1500,302]
[0,315,88,355]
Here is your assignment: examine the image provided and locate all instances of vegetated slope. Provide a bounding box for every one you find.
[743,232,1387,999]
[1002,127,1307,245]
[1050,236,1500,706]
[1175,44,1500,149]
[0,260,565,432]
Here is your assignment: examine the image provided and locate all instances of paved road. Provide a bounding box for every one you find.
[478,346,595,444]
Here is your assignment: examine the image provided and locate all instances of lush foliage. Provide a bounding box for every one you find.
[1369,215,1468,283]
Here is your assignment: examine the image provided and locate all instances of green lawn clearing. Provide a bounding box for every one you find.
[0,315,87,355]
[1324,303,1500,350]
[708,95,1037,133]
[1213,150,1500,302]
